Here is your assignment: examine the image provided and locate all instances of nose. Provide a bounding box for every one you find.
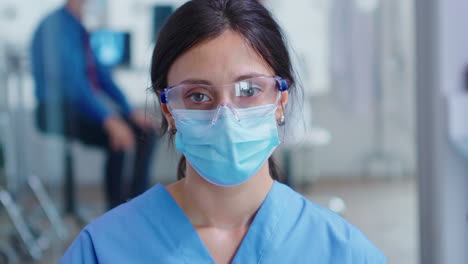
[211,103,240,125]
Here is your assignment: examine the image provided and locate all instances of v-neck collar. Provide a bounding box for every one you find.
[153,180,288,264]
[231,181,288,264]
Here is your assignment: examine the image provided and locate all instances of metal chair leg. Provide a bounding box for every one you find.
[27,174,69,241]
[0,189,42,260]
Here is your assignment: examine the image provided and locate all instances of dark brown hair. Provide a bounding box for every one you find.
[150,0,295,182]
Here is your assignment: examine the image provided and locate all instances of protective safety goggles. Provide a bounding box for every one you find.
[160,75,288,124]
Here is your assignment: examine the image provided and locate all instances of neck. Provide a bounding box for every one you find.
[170,162,274,229]
[66,1,82,20]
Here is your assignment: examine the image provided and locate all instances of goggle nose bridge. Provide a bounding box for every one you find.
[211,104,240,126]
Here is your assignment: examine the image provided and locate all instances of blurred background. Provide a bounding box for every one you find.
[0,0,466,263]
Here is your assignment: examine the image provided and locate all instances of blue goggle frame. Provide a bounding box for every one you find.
[160,76,288,104]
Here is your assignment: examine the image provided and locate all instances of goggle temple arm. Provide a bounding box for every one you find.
[275,76,289,92]
[160,88,169,104]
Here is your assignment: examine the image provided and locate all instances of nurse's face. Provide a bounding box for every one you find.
[163,29,287,129]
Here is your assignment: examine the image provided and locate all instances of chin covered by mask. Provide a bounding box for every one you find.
[173,104,281,187]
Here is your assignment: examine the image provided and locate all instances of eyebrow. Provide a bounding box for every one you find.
[178,72,268,86]
[234,73,267,82]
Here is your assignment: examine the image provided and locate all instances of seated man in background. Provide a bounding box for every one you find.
[30,0,157,210]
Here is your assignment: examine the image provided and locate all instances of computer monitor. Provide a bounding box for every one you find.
[91,29,131,67]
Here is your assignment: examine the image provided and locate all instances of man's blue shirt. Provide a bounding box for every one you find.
[31,7,132,124]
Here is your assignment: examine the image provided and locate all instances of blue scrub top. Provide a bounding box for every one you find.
[61,181,386,263]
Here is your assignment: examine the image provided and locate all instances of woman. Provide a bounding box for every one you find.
[61,0,386,263]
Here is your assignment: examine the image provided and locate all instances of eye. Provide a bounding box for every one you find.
[239,86,261,97]
[187,92,210,103]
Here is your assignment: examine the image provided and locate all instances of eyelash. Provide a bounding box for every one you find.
[186,92,211,103]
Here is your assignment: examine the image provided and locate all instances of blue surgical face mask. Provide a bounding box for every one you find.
[173,104,280,187]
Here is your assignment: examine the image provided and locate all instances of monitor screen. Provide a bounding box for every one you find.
[91,29,131,67]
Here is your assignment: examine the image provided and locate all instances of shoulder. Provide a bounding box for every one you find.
[86,184,167,235]
[80,185,168,244]
[38,8,64,28]
[61,185,170,262]
[274,182,387,263]
[36,8,81,37]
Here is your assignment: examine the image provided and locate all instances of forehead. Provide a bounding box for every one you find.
[167,29,274,86]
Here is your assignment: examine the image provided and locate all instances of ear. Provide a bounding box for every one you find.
[275,91,289,120]
[161,103,176,130]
